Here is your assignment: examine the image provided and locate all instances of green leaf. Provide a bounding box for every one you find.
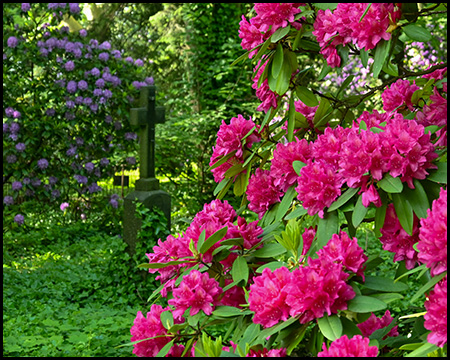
[232,256,249,285]
[318,62,332,81]
[312,97,331,126]
[156,339,174,357]
[315,210,339,254]
[317,314,343,341]
[313,3,338,10]
[293,160,307,176]
[296,86,319,106]
[347,295,387,313]
[253,37,272,63]
[275,186,297,223]
[351,195,368,228]
[359,3,372,22]
[370,293,404,304]
[272,43,284,79]
[255,317,298,344]
[160,311,174,330]
[234,173,248,196]
[372,39,389,78]
[335,75,355,99]
[253,243,287,258]
[328,187,359,212]
[360,48,369,68]
[392,193,414,236]
[363,276,409,292]
[276,61,292,95]
[402,179,429,219]
[224,162,244,178]
[402,24,432,42]
[426,162,447,183]
[271,25,291,43]
[374,201,387,237]
[196,230,207,255]
[340,317,363,338]
[410,271,447,303]
[231,51,251,67]
[287,94,295,142]
[214,178,231,196]
[284,205,307,220]
[255,261,288,273]
[404,342,439,357]
[284,49,299,73]
[213,306,252,318]
[378,173,403,193]
[292,30,302,51]
[199,226,228,254]
[394,264,427,283]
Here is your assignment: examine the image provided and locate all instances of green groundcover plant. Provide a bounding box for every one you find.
[127,3,447,357]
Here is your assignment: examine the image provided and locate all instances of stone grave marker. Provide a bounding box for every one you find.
[123,85,171,256]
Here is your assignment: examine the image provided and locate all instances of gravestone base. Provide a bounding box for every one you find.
[123,185,171,257]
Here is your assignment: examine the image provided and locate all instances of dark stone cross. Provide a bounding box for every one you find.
[123,85,171,256]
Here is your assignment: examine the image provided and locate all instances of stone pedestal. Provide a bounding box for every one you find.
[123,178,171,256]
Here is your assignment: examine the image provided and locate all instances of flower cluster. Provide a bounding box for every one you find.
[418,188,447,277]
[357,310,399,339]
[318,335,378,357]
[247,168,283,219]
[249,232,365,327]
[168,269,223,320]
[424,276,447,348]
[381,79,420,113]
[130,305,185,357]
[313,3,401,67]
[239,4,302,58]
[380,204,421,269]
[209,115,260,183]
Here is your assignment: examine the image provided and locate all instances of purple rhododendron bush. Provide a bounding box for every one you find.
[127,3,447,357]
[3,3,152,229]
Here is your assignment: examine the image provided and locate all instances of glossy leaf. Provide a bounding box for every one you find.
[293,160,307,176]
[426,162,447,183]
[156,339,174,357]
[160,311,174,330]
[284,205,307,220]
[287,94,295,142]
[392,193,414,236]
[402,24,432,42]
[255,261,288,273]
[347,295,387,313]
[232,256,249,285]
[352,195,368,228]
[253,243,287,258]
[404,342,439,357]
[363,276,409,292]
[275,186,297,223]
[372,39,389,78]
[410,271,447,303]
[233,172,247,196]
[378,173,403,193]
[317,314,343,341]
[402,179,429,219]
[328,187,358,212]
[312,97,332,126]
[271,25,291,43]
[213,306,252,318]
[316,210,339,254]
[313,3,338,10]
[199,226,228,254]
[296,86,319,106]
[272,43,284,79]
[208,150,237,171]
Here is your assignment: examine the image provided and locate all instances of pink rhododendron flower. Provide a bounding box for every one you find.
[196,199,236,225]
[300,226,316,259]
[168,270,223,320]
[313,4,401,67]
[315,231,368,278]
[146,233,192,283]
[382,79,420,112]
[210,115,260,181]
[238,16,265,58]
[130,305,184,357]
[219,279,247,308]
[228,216,264,250]
[318,334,378,357]
[423,64,447,81]
[355,109,392,130]
[382,116,438,189]
[418,188,447,277]
[253,3,301,34]
[213,115,260,159]
[312,126,350,168]
[271,137,312,192]
[286,262,355,324]
[357,310,399,339]
[361,183,382,208]
[247,347,287,357]
[247,168,283,219]
[379,204,420,269]
[248,267,292,328]
[424,276,447,347]
[295,160,344,218]
[295,99,319,127]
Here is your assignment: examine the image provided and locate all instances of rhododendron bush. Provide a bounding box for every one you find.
[3,3,150,229]
[127,2,448,357]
